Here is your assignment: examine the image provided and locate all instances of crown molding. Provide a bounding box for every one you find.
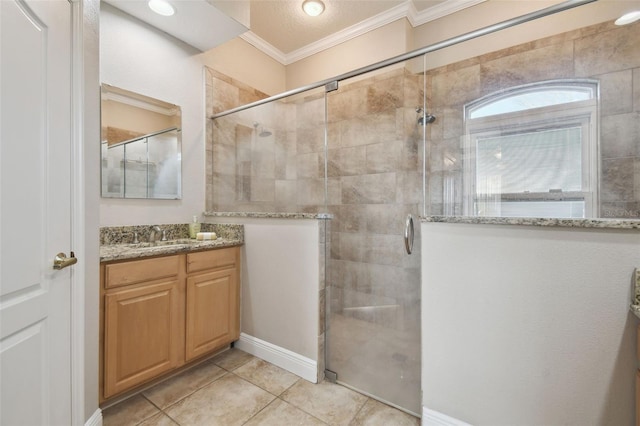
[242,0,487,66]
[285,1,410,65]
[240,31,288,65]
[412,0,487,26]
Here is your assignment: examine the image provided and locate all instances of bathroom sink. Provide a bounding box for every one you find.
[128,238,194,248]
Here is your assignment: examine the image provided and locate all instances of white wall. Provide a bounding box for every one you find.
[100,3,205,225]
[100,4,286,226]
[421,222,640,425]
[206,217,320,380]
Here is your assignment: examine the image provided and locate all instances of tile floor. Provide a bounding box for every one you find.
[102,348,420,426]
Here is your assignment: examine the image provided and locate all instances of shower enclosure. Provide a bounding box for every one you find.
[208,0,639,416]
[209,61,427,413]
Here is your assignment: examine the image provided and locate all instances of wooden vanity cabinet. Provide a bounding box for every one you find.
[100,246,240,402]
[185,249,240,361]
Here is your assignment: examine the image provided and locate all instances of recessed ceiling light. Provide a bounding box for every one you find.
[615,10,640,25]
[148,0,175,16]
[302,0,325,17]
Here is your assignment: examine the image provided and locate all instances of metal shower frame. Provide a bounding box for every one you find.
[209,0,596,120]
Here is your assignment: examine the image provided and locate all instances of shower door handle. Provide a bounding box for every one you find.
[404,214,414,255]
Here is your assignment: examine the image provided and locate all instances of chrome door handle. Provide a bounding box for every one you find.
[53,251,77,270]
[404,214,414,255]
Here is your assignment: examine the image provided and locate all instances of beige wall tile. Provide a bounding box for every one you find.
[480,41,574,95]
[634,68,640,112]
[599,70,634,116]
[328,146,367,177]
[432,64,481,107]
[341,173,397,204]
[297,178,325,206]
[366,75,404,114]
[366,140,403,174]
[601,157,635,202]
[575,25,640,77]
[275,180,297,208]
[601,112,640,159]
[296,152,323,179]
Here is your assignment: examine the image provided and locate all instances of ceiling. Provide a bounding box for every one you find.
[105,0,485,64]
[240,0,485,64]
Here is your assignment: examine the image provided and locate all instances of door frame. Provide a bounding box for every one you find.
[71,0,86,424]
[70,0,100,424]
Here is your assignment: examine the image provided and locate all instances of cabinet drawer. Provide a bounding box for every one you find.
[104,256,180,289]
[187,247,237,274]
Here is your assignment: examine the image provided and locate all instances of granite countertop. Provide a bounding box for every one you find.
[421,215,640,229]
[100,238,243,262]
[100,223,244,262]
[203,211,332,220]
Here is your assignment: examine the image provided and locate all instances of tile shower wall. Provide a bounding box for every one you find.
[425,20,640,219]
[206,67,424,400]
[206,66,424,330]
[325,67,423,331]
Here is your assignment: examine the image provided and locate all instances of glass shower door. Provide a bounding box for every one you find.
[324,61,424,415]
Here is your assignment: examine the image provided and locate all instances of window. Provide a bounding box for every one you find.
[463,80,599,218]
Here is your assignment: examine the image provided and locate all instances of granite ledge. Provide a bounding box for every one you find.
[100,238,243,263]
[421,215,640,229]
[203,211,333,220]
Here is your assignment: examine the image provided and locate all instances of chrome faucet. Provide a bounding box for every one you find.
[149,225,162,243]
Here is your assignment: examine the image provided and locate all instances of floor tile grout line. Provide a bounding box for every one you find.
[146,370,231,415]
[275,395,331,425]
[105,349,416,426]
[132,394,163,426]
[238,395,280,426]
[346,396,372,426]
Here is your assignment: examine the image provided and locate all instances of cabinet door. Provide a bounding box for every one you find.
[104,279,182,398]
[186,267,239,361]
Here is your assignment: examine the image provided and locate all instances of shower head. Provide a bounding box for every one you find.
[418,113,436,126]
[253,122,272,138]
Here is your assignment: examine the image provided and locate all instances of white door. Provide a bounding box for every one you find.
[0,1,74,425]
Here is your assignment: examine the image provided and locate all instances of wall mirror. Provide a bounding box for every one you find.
[101,84,182,199]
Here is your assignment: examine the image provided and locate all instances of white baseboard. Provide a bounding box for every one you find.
[85,408,102,426]
[422,407,472,426]
[235,333,318,383]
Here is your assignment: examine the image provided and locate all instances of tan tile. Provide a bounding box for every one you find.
[480,42,574,95]
[211,348,256,371]
[602,157,635,202]
[138,412,179,426]
[366,141,403,174]
[164,374,275,426]
[432,65,480,107]
[244,398,327,426]
[635,68,640,113]
[142,362,226,409]
[281,380,368,426]
[102,395,159,426]
[341,173,397,204]
[327,146,367,178]
[351,399,420,426]
[233,358,300,396]
[575,24,640,77]
[599,69,633,116]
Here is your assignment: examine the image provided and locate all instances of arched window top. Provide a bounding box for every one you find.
[467,80,598,119]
